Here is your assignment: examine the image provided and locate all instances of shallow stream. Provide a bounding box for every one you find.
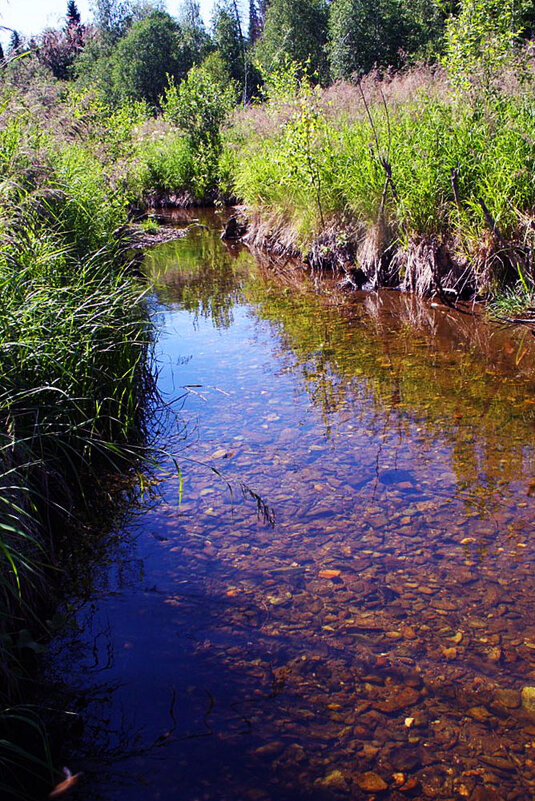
[48,212,535,800]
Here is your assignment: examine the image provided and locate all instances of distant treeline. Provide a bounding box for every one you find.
[3,0,534,104]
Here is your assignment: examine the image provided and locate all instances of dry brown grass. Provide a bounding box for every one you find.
[395,235,476,298]
[243,206,302,256]
[319,65,450,124]
[230,63,450,142]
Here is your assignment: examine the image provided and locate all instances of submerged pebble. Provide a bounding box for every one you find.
[51,228,535,801]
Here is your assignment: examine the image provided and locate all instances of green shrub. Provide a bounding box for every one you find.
[134,133,197,198]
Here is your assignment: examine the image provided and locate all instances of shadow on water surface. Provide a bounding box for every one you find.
[44,217,535,800]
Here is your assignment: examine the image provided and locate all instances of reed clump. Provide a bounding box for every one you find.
[0,109,157,797]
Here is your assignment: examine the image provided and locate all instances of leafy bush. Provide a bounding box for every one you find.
[135,133,197,196]
[161,66,235,149]
[444,0,521,93]
[158,64,235,200]
[110,11,196,105]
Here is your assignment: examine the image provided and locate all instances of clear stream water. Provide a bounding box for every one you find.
[47,212,535,800]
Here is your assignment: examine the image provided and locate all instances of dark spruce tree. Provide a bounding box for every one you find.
[212,0,246,90]
[258,0,269,27]
[66,0,82,26]
[248,0,261,43]
[9,30,21,53]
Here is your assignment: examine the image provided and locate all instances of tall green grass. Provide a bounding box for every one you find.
[0,114,156,797]
[128,130,237,206]
[230,75,535,297]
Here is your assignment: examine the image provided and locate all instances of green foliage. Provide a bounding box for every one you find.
[110,11,191,105]
[140,215,160,232]
[258,55,311,103]
[67,86,149,159]
[490,282,534,316]
[444,0,521,92]
[255,0,329,82]
[79,3,207,104]
[272,86,331,232]
[327,0,447,80]
[159,64,235,198]
[403,0,448,59]
[161,67,234,148]
[134,133,197,196]
[200,51,235,90]
[48,144,127,254]
[0,92,155,738]
[91,0,133,43]
[177,0,213,64]
[212,0,245,91]
[0,117,36,177]
[72,35,115,95]
[328,0,408,79]
[233,85,535,286]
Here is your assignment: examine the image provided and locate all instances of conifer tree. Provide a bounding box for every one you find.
[66,0,82,26]
[9,31,21,53]
[248,0,261,43]
[213,0,244,83]
[258,0,269,27]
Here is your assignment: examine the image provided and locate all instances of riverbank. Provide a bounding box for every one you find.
[225,67,535,307]
[1,53,535,797]
[10,59,535,306]
[132,63,535,310]
[0,107,157,797]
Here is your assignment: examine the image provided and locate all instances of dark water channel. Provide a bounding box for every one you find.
[48,213,535,800]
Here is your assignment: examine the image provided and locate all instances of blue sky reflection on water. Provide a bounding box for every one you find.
[46,225,535,801]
